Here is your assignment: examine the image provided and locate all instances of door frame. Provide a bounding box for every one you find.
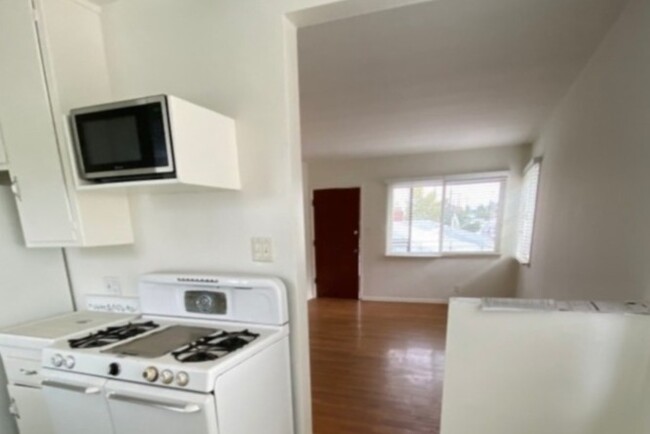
[309,186,364,300]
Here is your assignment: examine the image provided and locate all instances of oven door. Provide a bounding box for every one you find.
[41,370,113,434]
[105,380,219,434]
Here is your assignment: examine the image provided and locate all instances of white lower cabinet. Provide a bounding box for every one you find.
[7,385,54,434]
[0,0,133,247]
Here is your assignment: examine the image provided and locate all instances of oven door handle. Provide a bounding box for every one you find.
[106,392,202,414]
[42,380,101,395]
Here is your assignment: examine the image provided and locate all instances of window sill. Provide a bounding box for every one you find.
[386,252,501,259]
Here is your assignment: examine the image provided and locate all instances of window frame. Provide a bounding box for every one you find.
[385,171,508,258]
[516,158,542,265]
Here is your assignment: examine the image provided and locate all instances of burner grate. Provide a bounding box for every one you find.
[172,330,259,363]
[68,321,160,349]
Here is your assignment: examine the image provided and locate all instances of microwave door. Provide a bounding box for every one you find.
[72,98,174,180]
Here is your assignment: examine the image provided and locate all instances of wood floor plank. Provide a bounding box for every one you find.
[309,299,448,434]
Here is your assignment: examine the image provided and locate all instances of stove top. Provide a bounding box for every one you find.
[68,320,160,349]
[103,325,217,359]
[172,329,260,363]
[43,318,284,392]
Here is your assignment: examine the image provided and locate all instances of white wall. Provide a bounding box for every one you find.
[0,178,73,434]
[518,0,650,301]
[306,145,530,302]
[60,1,423,433]
[62,2,312,431]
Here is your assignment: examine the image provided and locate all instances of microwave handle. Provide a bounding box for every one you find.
[106,392,202,414]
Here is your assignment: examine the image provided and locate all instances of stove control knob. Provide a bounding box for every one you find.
[176,371,189,387]
[108,363,121,376]
[51,354,64,368]
[143,367,159,382]
[160,370,174,385]
[64,356,76,369]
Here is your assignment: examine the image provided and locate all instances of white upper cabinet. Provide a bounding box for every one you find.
[0,0,133,247]
[0,0,77,245]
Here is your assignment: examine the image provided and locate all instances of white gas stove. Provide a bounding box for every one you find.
[40,274,294,434]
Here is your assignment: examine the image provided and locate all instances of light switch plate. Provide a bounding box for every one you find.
[251,237,273,262]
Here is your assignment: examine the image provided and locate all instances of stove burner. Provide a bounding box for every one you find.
[172,330,259,363]
[68,321,160,349]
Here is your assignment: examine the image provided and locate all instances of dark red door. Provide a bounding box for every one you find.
[313,188,360,299]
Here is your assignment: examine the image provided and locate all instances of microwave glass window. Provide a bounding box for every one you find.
[75,102,172,175]
[81,116,142,165]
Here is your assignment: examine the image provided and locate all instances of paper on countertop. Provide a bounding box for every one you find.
[481,298,650,315]
[85,295,140,314]
[556,300,599,312]
[592,301,650,315]
[481,298,557,312]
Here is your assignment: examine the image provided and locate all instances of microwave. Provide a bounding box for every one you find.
[70,95,175,182]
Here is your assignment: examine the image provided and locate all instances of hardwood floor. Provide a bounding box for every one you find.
[309,298,448,434]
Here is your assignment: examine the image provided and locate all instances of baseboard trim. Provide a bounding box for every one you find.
[360,295,449,305]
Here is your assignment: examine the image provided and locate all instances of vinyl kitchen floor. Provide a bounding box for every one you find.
[309,298,448,434]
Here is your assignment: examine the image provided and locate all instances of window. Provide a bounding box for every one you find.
[516,159,541,264]
[387,174,506,256]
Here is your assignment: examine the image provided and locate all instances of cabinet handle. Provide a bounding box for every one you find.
[20,369,38,376]
[8,398,19,420]
[106,392,202,414]
[10,177,21,201]
[42,380,100,395]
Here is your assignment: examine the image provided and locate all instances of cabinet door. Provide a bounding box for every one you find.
[0,122,7,166]
[106,380,219,434]
[42,375,113,434]
[0,0,76,246]
[7,385,54,434]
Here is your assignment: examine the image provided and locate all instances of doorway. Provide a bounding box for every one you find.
[312,188,360,299]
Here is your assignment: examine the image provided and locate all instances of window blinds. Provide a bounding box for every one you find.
[387,176,505,255]
[516,161,541,264]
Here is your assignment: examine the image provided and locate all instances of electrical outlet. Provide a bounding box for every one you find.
[103,276,122,295]
[251,237,273,263]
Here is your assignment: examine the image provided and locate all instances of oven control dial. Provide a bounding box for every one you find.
[64,356,76,369]
[176,371,189,387]
[108,363,121,376]
[51,354,64,368]
[160,370,174,385]
[143,366,159,382]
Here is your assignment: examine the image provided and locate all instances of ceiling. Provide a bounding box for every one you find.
[298,0,629,160]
